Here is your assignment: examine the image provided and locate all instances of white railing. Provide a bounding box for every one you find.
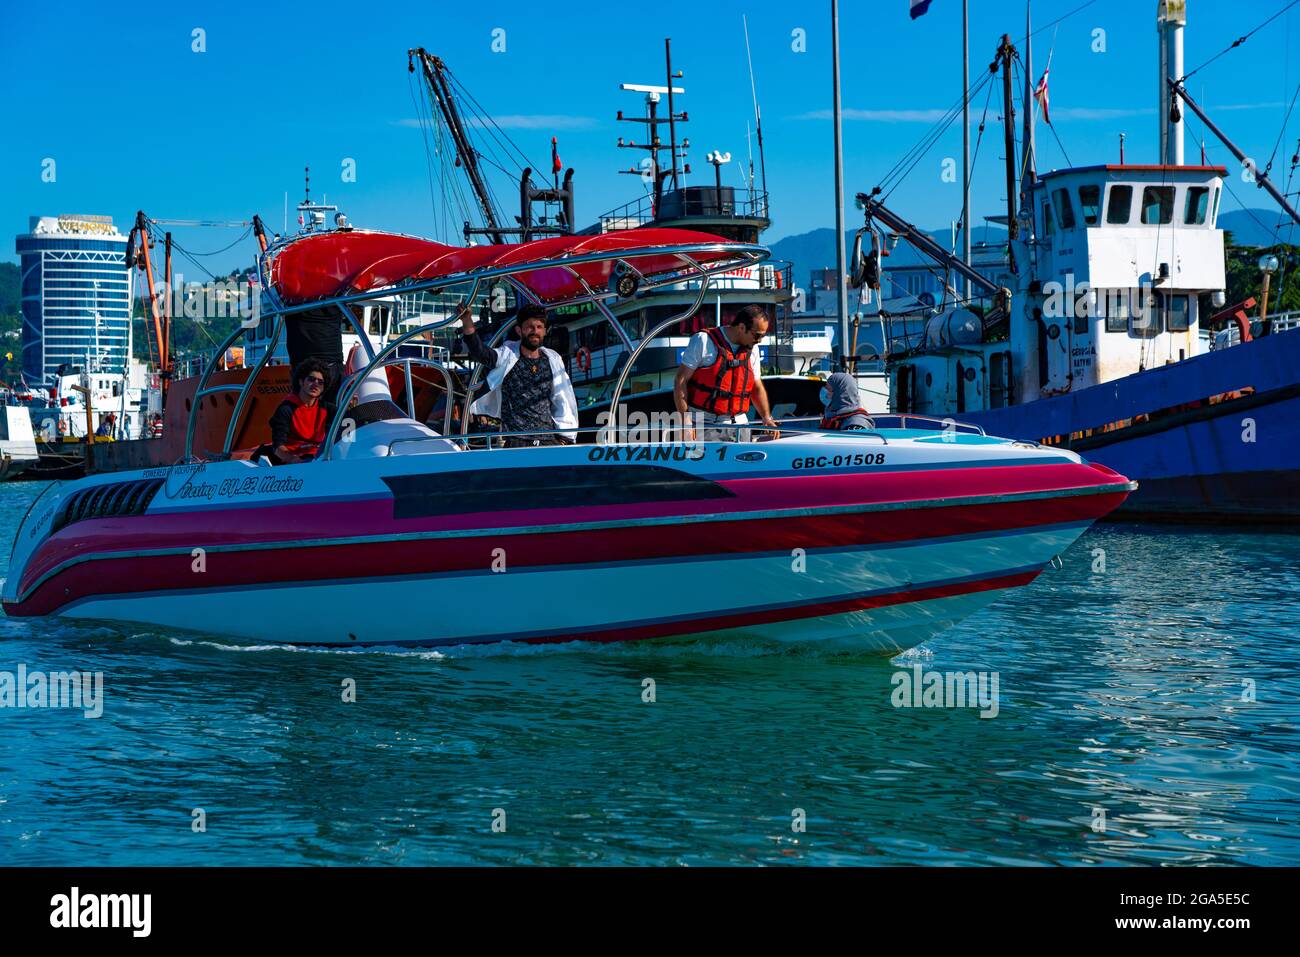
[1210,311,1300,349]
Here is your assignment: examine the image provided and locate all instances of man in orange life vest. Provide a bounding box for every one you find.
[267,358,334,464]
[673,304,779,442]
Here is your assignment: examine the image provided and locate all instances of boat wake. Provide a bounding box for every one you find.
[159,632,901,662]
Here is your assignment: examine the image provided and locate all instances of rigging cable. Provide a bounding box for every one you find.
[408,68,443,234]
[1185,112,1289,241]
[1023,0,1099,44]
[1179,0,1300,84]
[961,75,998,238]
[153,225,252,259]
[447,70,544,176]
[1262,78,1300,178]
[876,69,995,202]
[873,0,1098,209]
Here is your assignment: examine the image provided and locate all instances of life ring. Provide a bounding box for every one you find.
[575,346,592,373]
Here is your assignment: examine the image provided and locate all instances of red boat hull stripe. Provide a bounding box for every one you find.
[6,490,1126,616]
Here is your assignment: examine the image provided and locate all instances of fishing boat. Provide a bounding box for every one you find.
[1,226,1133,651]
[855,2,1300,520]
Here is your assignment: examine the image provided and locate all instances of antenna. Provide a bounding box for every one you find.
[304,166,310,203]
[1021,2,1036,199]
[665,38,682,189]
[742,15,769,208]
[746,121,754,194]
[615,64,689,211]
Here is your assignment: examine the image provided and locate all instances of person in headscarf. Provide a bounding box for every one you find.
[818,371,874,431]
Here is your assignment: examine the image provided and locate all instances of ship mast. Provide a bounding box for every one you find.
[961,0,971,300]
[993,34,1019,273]
[1158,0,1186,165]
[1021,5,1037,201]
[615,54,689,212]
[742,15,769,212]
[665,39,682,190]
[831,0,849,365]
[409,48,505,244]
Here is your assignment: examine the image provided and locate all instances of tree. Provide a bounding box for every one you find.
[1219,234,1299,316]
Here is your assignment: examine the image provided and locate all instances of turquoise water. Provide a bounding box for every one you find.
[1,480,1297,866]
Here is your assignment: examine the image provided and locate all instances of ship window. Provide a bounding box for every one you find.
[1052,189,1076,229]
[1078,185,1101,225]
[1106,185,1133,224]
[622,314,646,340]
[1101,289,1128,332]
[1042,201,1055,237]
[1129,290,1162,338]
[585,323,609,351]
[1211,186,1221,224]
[1140,186,1175,224]
[1184,186,1209,225]
[1164,293,1190,332]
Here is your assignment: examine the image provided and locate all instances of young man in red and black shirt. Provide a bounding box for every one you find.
[267,358,335,464]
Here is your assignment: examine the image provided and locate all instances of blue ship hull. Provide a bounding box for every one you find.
[956,327,1300,521]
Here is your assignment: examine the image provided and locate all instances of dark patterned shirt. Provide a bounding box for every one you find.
[462,331,554,435]
[500,353,555,434]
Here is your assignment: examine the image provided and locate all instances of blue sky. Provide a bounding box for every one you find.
[3,0,1297,275]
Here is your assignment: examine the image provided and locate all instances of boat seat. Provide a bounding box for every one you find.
[332,343,460,458]
[332,417,461,458]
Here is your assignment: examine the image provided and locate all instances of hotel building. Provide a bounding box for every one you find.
[15,214,132,386]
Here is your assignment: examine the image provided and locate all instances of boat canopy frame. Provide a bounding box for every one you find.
[183,236,768,462]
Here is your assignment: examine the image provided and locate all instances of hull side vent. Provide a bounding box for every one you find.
[50,477,165,535]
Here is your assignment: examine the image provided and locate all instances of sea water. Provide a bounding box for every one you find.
[0,480,1296,865]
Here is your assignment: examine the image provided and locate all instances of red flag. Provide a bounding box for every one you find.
[1034,68,1051,126]
[551,136,562,175]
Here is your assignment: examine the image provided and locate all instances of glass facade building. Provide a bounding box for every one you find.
[16,215,132,386]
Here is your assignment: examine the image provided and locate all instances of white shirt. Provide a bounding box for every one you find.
[469,341,580,438]
[679,329,762,377]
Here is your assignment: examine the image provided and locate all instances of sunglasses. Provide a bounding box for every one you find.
[303,376,326,386]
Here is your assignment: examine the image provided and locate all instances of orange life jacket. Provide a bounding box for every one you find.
[281,394,329,457]
[685,326,755,417]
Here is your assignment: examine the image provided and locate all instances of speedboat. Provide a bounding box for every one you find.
[1,226,1134,651]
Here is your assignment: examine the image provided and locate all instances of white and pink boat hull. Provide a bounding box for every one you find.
[3,432,1133,653]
